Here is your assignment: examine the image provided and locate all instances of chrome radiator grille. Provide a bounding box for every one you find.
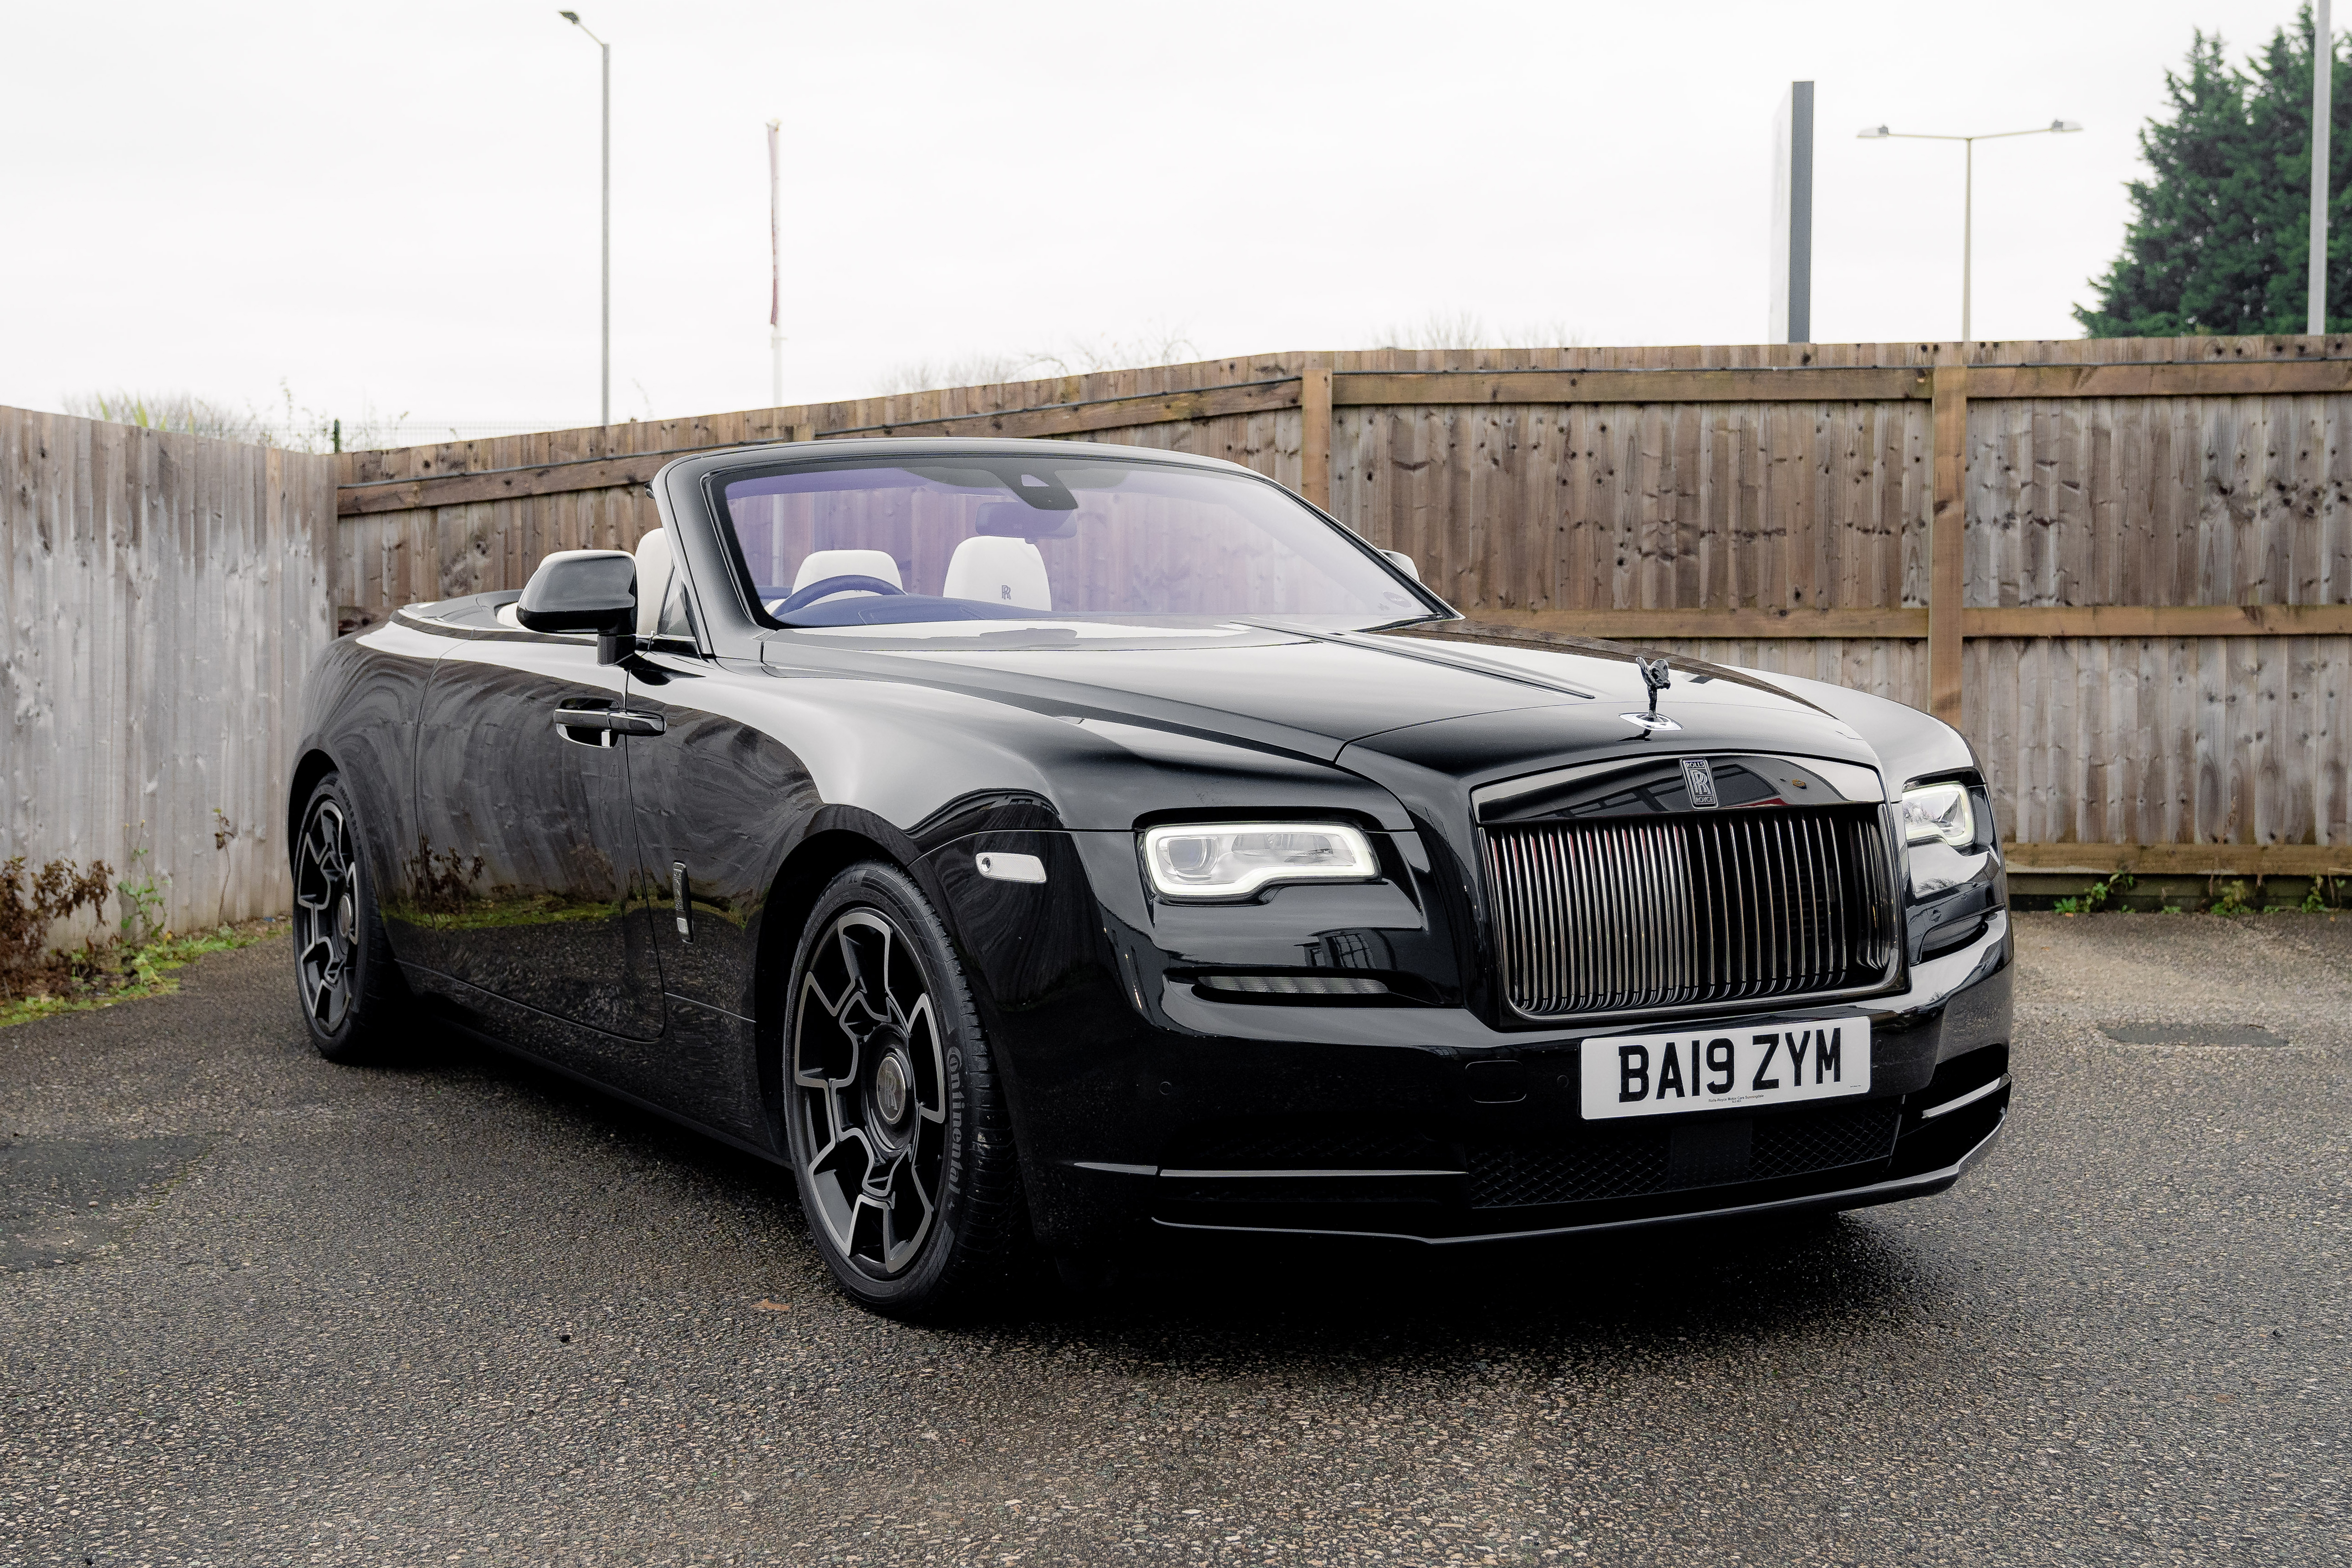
[1483,806,1897,1018]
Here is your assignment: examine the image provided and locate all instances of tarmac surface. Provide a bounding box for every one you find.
[1,913,2346,1566]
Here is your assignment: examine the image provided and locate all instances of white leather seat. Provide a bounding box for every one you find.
[942,535,1051,610]
[633,528,676,636]
[785,548,903,608]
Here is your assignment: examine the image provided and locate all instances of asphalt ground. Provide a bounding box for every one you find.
[1,913,2346,1567]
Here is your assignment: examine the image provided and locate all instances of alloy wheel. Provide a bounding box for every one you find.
[294,797,358,1034]
[790,908,949,1276]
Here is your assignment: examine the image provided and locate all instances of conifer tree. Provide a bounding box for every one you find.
[2079,9,2352,336]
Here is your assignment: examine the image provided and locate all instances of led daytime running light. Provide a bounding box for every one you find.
[1140,822,1380,901]
[1901,783,1975,847]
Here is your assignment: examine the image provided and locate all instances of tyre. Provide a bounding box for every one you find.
[782,861,1025,1318]
[292,772,412,1062]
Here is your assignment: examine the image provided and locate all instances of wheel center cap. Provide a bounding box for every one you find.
[872,1052,911,1127]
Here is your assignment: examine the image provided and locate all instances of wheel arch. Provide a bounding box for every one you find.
[287,747,341,866]
[750,825,910,1130]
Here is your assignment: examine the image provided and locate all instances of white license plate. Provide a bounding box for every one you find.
[1579,1016,1871,1121]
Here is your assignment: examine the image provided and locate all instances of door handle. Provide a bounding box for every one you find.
[553,707,667,737]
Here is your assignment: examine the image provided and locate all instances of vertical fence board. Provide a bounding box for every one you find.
[1,410,337,932]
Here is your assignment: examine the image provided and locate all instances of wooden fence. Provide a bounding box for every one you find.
[5,335,2345,941]
[336,335,2352,882]
[1,408,338,934]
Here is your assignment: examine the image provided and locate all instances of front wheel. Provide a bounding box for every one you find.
[781,862,1025,1318]
[292,772,412,1062]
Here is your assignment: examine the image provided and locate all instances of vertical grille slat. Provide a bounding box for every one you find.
[1483,804,1897,1018]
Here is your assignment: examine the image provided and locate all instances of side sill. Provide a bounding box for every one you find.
[406,987,789,1170]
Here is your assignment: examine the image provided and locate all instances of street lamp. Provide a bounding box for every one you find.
[559,10,611,427]
[1859,119,2082,341]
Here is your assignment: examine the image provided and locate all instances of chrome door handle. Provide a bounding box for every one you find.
[552,707,667,736]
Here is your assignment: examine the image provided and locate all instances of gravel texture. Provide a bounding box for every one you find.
[2,913,2346,1566]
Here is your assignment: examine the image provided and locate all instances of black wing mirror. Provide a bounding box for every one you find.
[516,549,638,663]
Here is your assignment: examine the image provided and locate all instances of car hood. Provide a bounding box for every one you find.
[761,618,1884,780]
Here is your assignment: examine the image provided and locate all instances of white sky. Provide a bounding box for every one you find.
[0,0,2324,434]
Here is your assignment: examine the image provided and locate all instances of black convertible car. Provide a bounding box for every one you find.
[290,438,2012,1314]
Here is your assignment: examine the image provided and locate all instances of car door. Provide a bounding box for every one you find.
[407,625,668,1045]
[614,575,821,1140]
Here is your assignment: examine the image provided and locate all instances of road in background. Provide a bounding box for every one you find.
[3,916,2345,1565]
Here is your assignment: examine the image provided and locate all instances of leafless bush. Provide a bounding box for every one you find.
[1372,311,1588,351]
[870,327,1202,397]
[0,855,113,993]
[58,381,410,453]
[61,391,260,443]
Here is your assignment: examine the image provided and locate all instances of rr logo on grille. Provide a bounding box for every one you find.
[1680,758,1720,808]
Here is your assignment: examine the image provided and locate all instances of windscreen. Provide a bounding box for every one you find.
[718,455,1432,630]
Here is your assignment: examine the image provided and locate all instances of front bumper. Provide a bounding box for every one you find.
[1160,1087,2007,1246]
[1149,1061,2010,1246]
[922,820,2016,1252]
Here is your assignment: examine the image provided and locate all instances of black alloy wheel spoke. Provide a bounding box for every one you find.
[295,799,355,1034]
[791,907,949,1278]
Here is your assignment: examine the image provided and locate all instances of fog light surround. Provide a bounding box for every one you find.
[1196,973,1392,998]
[1140,822,1380,901]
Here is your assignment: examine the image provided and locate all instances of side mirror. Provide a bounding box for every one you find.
[1378,548,1421,583]
[516,549,637,663]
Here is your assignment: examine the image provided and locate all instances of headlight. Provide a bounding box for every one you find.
[1901,782,1975,847]
[1140,823,1379,901]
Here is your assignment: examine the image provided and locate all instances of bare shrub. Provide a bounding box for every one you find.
[0,855,114,993]
[1372,311,1588,351]
[869,327,1201,397]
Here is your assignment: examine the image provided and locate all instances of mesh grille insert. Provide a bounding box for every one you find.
[1465,1101,1901,1209]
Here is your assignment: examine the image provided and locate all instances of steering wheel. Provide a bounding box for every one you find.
[770,574,906,614]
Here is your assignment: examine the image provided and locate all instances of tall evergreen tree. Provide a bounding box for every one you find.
[2078,9,2352,336]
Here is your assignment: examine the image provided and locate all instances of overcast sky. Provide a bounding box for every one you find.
[0,0,2326,437]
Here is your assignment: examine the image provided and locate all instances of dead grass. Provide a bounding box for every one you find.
[1,853,284,1029]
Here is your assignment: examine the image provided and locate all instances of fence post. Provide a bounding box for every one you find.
[1299,366,1333,510]
[1929,362,1968,723]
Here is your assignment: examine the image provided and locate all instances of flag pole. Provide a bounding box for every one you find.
[767,119,784,410]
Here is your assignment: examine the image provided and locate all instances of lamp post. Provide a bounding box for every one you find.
[1859,119,2082,341]
[559,10,611,427]
[2313,0,2333,336]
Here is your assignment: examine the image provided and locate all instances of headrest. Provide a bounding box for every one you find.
[633,529,676,636]
[791,548,902,592]
[942,535,1051,611]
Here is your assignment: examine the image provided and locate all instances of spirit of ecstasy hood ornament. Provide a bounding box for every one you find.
[1636,655,1671,714]
[1620,655,1682,732]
